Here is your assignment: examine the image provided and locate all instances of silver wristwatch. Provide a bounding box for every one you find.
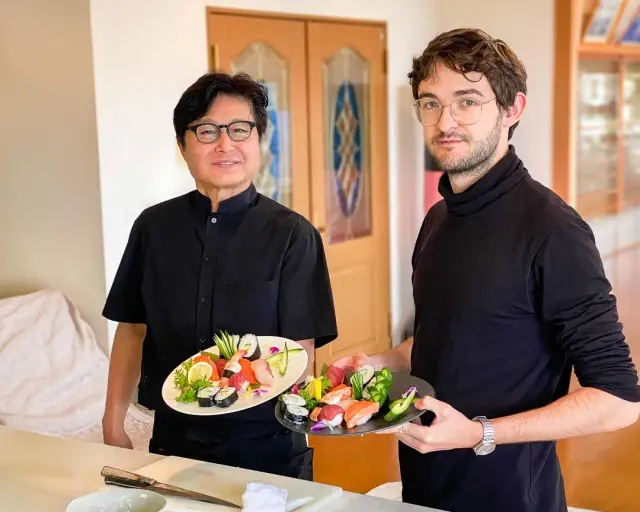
[472,416,495,455]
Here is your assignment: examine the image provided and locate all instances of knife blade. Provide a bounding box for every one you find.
[101,466,241,509]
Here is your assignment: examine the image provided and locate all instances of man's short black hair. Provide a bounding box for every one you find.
[173,72,269,146]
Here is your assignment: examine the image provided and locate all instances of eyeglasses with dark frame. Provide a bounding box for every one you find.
[188,121,257,143]
[413,97,497,126]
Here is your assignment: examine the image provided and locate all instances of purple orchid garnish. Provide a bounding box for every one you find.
[310,422,328,432]
[269,346,280,355]
[402,386,417,399]
[253,388,269,397]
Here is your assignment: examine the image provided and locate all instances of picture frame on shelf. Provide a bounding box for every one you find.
[583,0,624,43]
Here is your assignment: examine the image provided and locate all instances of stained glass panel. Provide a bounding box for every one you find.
[323,47,372,244]
[232,43,291,207]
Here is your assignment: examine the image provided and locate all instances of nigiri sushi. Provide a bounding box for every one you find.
[251,358,274,387]
[228,371,251,394]
[238,358,257,384]
[344,400,379,428]
[310,406,323,422]
[318,404,345,427]
[320,384,352,405]
[338,399,358,411]
[223,350,247,378]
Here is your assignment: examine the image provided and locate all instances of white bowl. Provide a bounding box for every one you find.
[66,489,166,512]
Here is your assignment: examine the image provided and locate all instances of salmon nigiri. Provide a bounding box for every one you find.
[344,400,380,428]
[320,384,352,405]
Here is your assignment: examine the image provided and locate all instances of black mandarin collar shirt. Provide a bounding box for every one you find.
[103,183,337,435]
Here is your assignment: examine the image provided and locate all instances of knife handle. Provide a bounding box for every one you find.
[101,466,156,489]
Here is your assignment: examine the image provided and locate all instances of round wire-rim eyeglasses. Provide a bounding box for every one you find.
[413,97,497,126]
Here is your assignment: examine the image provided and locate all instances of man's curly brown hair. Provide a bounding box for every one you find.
[408,28,527,140]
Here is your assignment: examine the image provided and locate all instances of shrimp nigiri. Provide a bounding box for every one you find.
[320,384,352,405]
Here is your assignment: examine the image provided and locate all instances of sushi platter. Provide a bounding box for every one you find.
[275,363,435,436]
[161,332,307,416]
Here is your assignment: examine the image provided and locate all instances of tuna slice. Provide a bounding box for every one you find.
[318,404,345,427]
[325,365,345,388]
[228,372,251,394]
[250,358,274,387]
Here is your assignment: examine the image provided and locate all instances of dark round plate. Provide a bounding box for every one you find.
[275,372,435,437]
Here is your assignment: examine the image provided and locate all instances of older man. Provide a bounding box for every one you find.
[102,72,337,480]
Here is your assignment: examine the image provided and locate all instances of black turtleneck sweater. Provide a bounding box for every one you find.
[401,146,640,512]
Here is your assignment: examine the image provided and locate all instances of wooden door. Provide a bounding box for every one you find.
[206,12,394,494]
[307,22,391,371]
[207,12,310,217]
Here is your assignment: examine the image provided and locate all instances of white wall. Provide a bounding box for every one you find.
[433,0,556,187]
[90,0,436,346]
[0,0,107,350]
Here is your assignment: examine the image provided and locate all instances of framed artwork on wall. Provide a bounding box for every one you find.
[583,0,624,43]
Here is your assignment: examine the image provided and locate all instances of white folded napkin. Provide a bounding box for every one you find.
[241,482,287,512]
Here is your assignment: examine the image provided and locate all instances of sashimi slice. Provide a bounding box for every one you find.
[215,359,227,376]
[320,385,352,405]
[338,399,358,412]
[228,372,250,394]
[238,358,257,384]
[250,359,274,387]
[310,407,323,422]
[325,365,345,388]
[344,401,379,428]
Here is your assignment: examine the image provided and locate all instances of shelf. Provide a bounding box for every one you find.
[580,43,640,59]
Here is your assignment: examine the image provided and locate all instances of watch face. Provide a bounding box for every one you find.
[476,443,496,456]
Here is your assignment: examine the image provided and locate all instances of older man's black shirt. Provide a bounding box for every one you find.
[402,146,640,512]
[103,184,337,439]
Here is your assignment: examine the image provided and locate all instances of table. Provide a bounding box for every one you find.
[0,426,443,511]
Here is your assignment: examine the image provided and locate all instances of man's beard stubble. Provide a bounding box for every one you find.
[428,114,503,178]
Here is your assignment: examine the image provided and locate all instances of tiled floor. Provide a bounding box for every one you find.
[312,247,640,511]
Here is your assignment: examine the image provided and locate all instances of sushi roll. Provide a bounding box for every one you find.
[284,404,309,424]
[356,365,376,387]
[361,376,377,401]
[197,386,220,407]
[215,387,239,408]
[238,334,261,361]
[282,393,306,408]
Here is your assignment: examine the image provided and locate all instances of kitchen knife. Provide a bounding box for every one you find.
[101,466,241,509]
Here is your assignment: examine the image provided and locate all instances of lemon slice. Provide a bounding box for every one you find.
[188,361,212,382]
